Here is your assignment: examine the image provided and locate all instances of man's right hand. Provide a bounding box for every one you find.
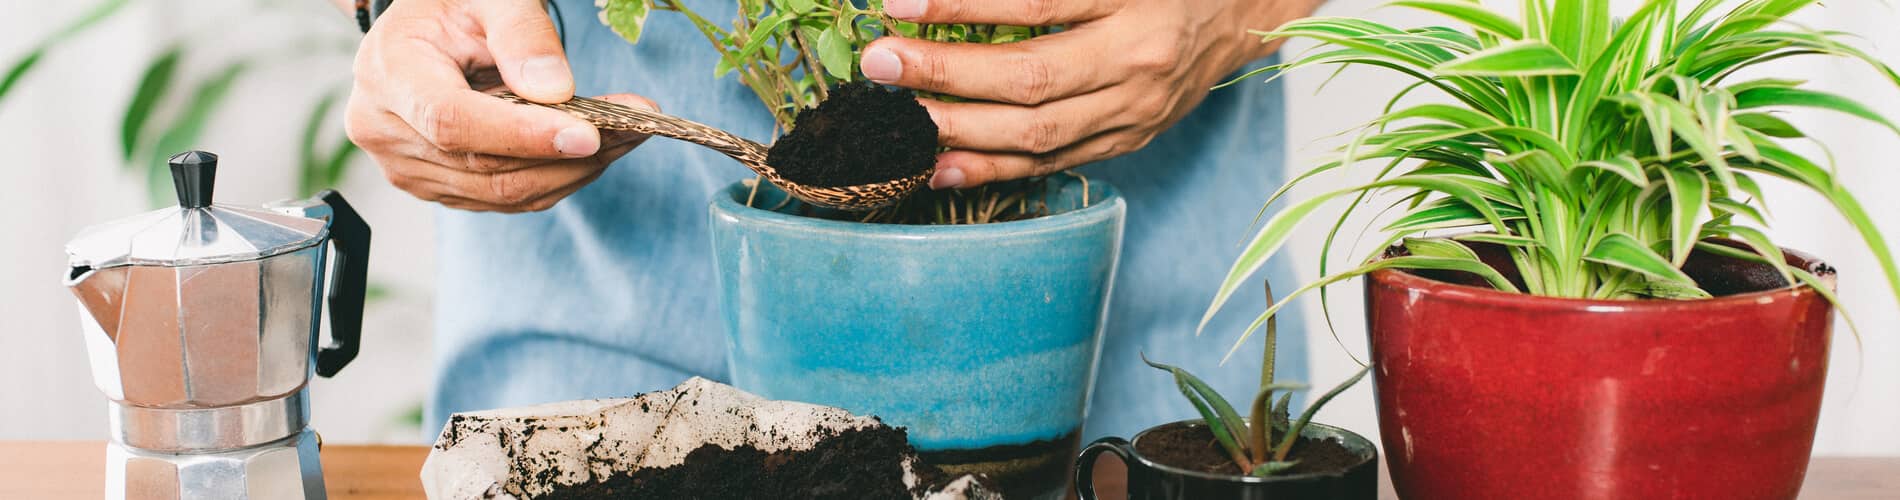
[346,0,655,212]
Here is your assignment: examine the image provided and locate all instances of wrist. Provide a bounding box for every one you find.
[356,0,396,33]
[1237,0,1324,61]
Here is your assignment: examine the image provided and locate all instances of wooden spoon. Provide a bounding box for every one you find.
[495,92,929,211]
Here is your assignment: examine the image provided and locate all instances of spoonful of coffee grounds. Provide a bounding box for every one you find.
[496,82,938,211]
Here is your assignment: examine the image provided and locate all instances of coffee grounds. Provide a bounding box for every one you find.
[532,426,923,500]
[767,82,939,188]
[1134,423,1361,476]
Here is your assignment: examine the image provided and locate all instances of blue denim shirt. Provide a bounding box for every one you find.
[428,0,1305,443]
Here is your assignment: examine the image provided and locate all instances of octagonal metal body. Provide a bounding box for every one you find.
[106,428,326,500]
[71,245,325,410]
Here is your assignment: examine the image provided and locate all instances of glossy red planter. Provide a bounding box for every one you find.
[1365,243,1836,500]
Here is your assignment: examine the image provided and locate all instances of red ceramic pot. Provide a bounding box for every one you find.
[1365,241,1836,500]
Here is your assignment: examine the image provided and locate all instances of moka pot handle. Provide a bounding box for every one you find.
[316,190,371,377]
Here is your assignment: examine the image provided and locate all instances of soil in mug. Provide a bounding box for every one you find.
[532,426,975,500]
[1134,424,1360,477]
[767,82,939,188]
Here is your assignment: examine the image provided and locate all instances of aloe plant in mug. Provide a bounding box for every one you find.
[1145,282,1369,477]
[1200,1,1900,498]
[1076,282,1378,500]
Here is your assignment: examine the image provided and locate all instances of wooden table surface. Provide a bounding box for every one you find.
[2,441,1893,499]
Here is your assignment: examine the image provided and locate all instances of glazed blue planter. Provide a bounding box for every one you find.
[710,176,1124,499]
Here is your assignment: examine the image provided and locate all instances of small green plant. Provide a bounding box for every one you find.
[599,0,1047,131]
[597,0,1060,224]
[1200,0,1900,357]
[1146,281,1370,477]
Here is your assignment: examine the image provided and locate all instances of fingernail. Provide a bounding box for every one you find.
[930,167,965,190]
[554,125,599,157]
[861,46,902,83]
[520,56,572,96]
[884,0,926,20]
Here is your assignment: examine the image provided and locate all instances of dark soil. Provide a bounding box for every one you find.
[533,426,920,500]
[767,82,939,188]
[1135,423,1361,477]
[919,431,1079,498]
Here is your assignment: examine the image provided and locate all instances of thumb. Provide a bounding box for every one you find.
[477,0,573,103]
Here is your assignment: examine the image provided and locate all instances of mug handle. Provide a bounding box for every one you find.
[1076,437,1138,500]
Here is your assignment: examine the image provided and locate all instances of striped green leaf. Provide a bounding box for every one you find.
[1434,41,1580,76]
[1585,233,1696,285]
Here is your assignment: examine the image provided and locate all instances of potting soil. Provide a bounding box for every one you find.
[531,425,957,499]
[1135,423,1361,476]
[767,82,939,188]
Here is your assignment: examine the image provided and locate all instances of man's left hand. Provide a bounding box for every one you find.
[863,0,1324,189]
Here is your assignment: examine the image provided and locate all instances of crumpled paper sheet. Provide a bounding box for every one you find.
[421,377,999,500]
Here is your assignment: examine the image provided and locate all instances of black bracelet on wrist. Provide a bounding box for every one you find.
[356,0,394,34]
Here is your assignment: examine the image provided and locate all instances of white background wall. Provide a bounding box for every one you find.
[0,0,1894,456]
[0,0,439,443]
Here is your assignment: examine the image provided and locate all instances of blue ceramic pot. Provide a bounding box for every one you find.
[710,176,1124,499]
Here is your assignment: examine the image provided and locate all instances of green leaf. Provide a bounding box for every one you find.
[714,55,739,78]
[816,26,853,80]
[1202,188,1350,335]
[600,0,652,44]
[784,0,816,15]
[1732,112,1803,138]
[146,61,249,206]
[1573,154,1649,189]
[1585,233,1697,286]
[1453,232,1543,248]
[1734,86,1900,136]
[298,90,342,195]
[1710,198,1766,225]
[1635,275,1714,299]
[122,47,183,162]
[1659,167,1711,266]
[1389,0,1524,40]
[1144,354,1251,470]
[321,138,360,192]
[1271,392,1292,431]
[1384,198,1525,233]
[1275,364,1371,463]
[1247,381,1307,463]
[1404,237,1482,261]
[0,51,44,107]
[1,0,131,105]
[1251,460,1301,477]
[1433,41,1580,76]
[734,13,795,61]
[1223,255,1517,363]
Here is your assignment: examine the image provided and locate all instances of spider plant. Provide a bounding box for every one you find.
[1200,0,1900,357]
[1146,281,1371,477]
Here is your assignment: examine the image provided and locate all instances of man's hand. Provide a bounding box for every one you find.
[863,0,1322,189]
[346,0,656,212]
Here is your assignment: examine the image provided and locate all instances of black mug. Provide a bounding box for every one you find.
[1074,420,1378,500]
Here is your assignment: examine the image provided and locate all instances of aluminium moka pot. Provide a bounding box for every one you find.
[62,151,372,499]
